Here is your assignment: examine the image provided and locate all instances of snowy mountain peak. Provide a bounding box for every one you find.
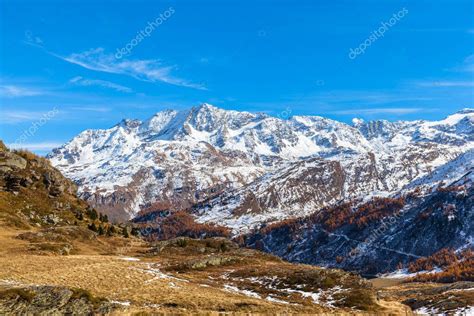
[196,102,218,111]
[431,109,474,126]
[456,108,474,114]
[140,109,178,135]
[187,103,226,132]
[351,118,365,126]
[116,118,142,130]
[48,106,473,227]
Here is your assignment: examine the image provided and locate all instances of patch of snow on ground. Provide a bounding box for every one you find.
[415,306,438,315]
[223,284,261,299]
[138,263,188,284]
[379,268,442,279]
[454,306,474,316]
[266,295,290,304]
[111,300,131,307]
[119,257,141,261]
[0,279,23,286]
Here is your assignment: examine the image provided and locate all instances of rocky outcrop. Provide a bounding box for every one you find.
[0,285,117,315]
[0,144,108,229]
[0,148,76,197]
[0,150,27,173]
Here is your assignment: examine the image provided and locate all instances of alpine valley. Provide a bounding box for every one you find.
[1,104,473,314]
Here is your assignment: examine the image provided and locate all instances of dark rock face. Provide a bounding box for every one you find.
[244,182,473,276]
[0,145,103,229]
[0,285,116,315]
[0,148,76,197]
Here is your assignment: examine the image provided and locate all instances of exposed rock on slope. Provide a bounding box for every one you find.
[0,143,122,255]
[0,146,86,228]
[0,284,115,315]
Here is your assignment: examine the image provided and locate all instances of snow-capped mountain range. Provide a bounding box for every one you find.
[48,104,474,230]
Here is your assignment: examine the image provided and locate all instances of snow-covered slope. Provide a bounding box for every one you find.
[404,149,473,190]
[244,167,474,275]
[48,105,474,226]
[195,144,469,233]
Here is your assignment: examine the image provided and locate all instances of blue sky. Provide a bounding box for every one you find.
[1,0,473,154]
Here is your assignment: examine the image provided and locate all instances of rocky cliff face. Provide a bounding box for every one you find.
[0,143,98,228]
[48,105,473,232]
[0,144,76,197]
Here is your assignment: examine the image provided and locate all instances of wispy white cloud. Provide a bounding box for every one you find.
[329,107,426,115]
[0,110,48,123]
[8,142,63,151]
[23,30,44,48]
[69,76,133,93]
[68,106,111,112]
[1,106,113,124]
[415,80,474,87]
[0,85,44,97]
[58,48,206,90]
